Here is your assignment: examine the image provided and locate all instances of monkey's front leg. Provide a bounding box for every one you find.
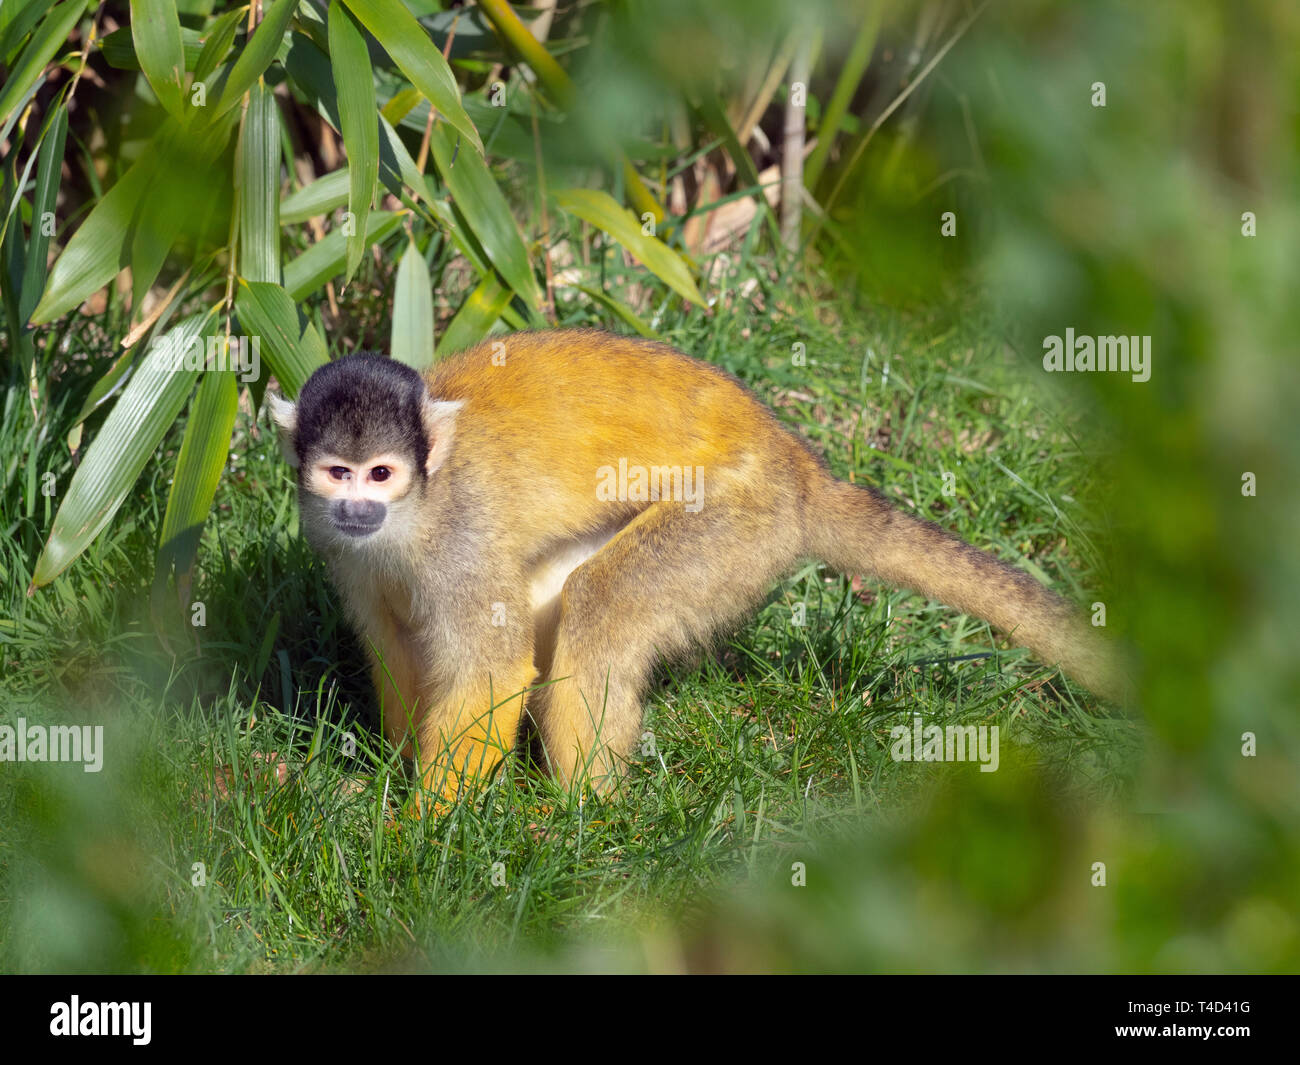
[412,596,536,809]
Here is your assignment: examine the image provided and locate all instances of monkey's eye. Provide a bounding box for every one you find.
[370,466,391,483]
[327,466,351,482]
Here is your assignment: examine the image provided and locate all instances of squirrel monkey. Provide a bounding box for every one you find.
[268,330,1122,806]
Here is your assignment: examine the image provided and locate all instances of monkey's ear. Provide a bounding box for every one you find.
[267,392,300,468]
[421,397,464,475]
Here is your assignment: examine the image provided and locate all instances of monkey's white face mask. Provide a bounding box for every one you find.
[267,390,462,553]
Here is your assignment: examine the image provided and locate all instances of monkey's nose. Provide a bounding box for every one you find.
[333,498,386,536]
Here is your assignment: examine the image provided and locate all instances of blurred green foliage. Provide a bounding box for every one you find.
[713,0,1300,971]
[0,0,1296,973]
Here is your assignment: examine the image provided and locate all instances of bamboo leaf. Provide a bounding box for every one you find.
[435,274,510,358]
[282,30,340,126]
[31,110,235,324]
[427,198,489,277]
[157,364,239,588]
[475,0,664,226]
[340,0,483,156]
[193,5,247,83]
[0,0,87,134]
[391,238,433,369]
[0,0,51,68]
[234,280,328,397]
[328,0,378,287]
[380,86,421,125]
[1,113,46,242]
[280,168,350,223]
[576,284,657,339]
[18,100,67,324]
[429,121,542,315]
[421,198,530,336]
[130,0,188,118]
[282,209,403,299]
[379,113,434,207]
[28,153,156,325]
[0,69,42,151]
[237,79,282,284]
[31,313,214,588]
[0,195,32,371]
[130,115,239,312]
[553,187,704,306]
[282,33,433,213]
[474,0,574,106]
[207,0,297,123]
[71,347,136,426]
[100,24,206,71]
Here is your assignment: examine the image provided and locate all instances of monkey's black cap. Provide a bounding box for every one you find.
[293,353,430,471]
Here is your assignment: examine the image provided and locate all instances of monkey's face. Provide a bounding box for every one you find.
[301,450,418,542]
[266,353,463,554]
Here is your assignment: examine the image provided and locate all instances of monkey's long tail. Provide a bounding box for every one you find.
[808,480,1128,702]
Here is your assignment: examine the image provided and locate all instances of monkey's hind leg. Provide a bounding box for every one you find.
[535,497,797,795]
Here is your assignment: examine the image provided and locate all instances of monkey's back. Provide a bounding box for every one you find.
[426,329,818,541]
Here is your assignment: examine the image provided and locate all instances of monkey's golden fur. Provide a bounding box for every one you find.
[287,329,1121,805]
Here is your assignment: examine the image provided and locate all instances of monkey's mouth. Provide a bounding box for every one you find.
[334,520,383,538]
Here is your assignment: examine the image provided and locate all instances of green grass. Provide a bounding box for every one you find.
[0,269,1139,973]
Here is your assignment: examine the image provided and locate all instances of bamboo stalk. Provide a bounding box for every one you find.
[781,35,811,251]
[803,2,883,193]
